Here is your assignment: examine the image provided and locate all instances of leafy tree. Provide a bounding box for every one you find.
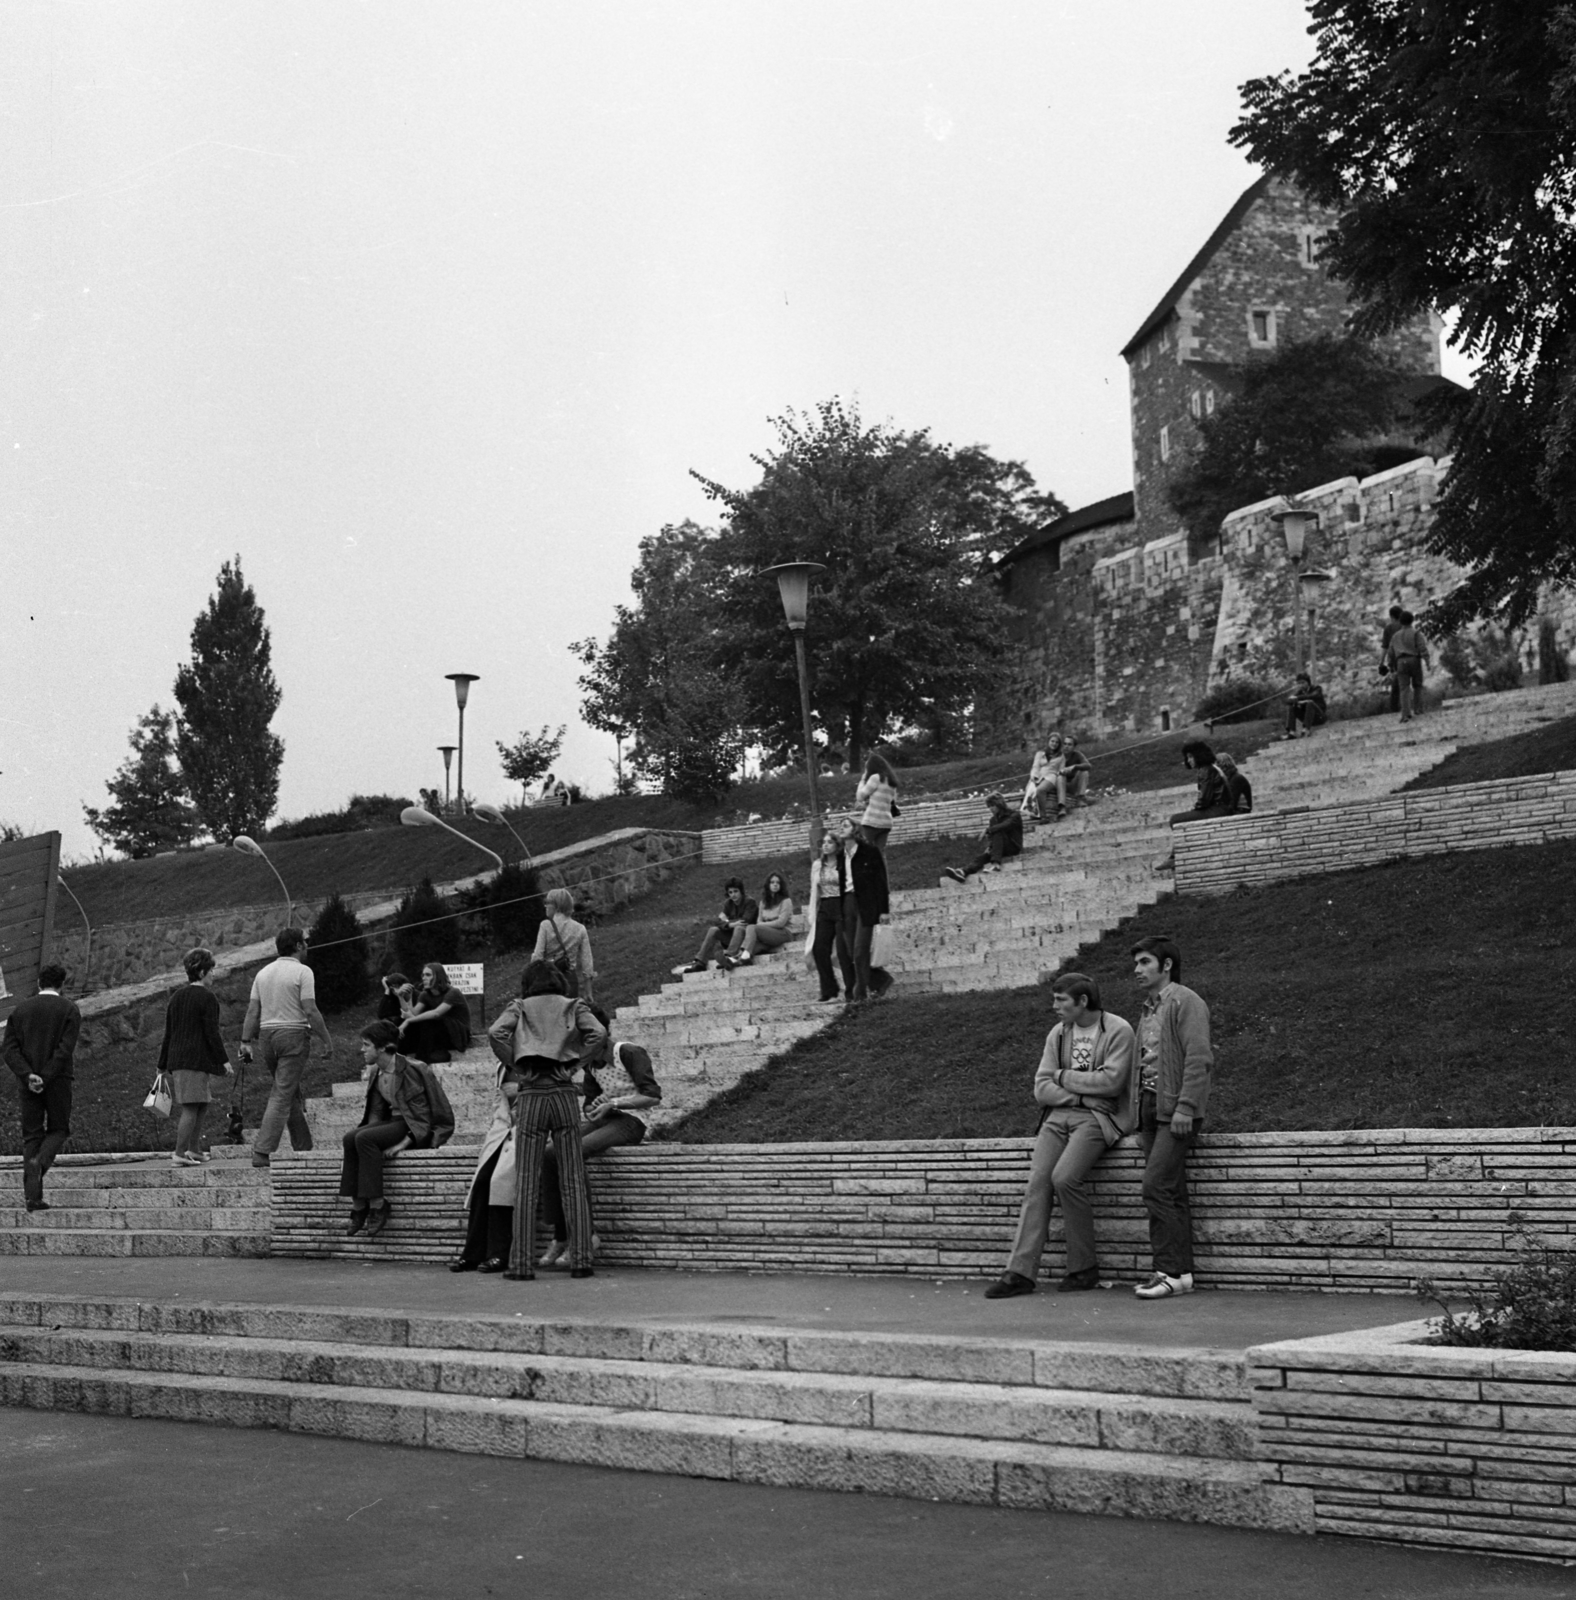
[83,705,201,859]
[694,400,1020,766]
[1166,336,1418,551]
[304,893,370,1010]
[459,861,544,952]
[173,557,284,841]
[496,724,566,800]
[571,523,746,802]
[393,876,460,974]
[1233,2,1576,627]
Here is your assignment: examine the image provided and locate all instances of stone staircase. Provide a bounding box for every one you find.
[0,1150,270,1258]
[302,1043,502,1149]
[0,1290,1312,1534]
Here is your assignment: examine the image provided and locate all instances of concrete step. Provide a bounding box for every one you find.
[0,1230,271,1257]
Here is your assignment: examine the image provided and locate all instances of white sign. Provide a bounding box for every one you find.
[448,962,486,996]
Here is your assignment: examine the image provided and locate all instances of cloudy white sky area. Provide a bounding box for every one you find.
[0,2,1467,860]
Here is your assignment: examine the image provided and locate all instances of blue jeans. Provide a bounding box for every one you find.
[255,1026,314,1155]
[1139,1091,1197,1277]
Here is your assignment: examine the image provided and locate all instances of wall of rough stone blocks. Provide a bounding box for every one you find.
[1174,769,1576,896]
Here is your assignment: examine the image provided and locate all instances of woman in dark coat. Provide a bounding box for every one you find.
[847,822,892,1004]
[158,946,232,1165]
[398,961,471,1062]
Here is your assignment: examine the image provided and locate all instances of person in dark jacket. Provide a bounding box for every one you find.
[1214,753,1252,815]
[684,878,758,972]
[1384,609,1431,723]
[848,825,892,1003]
[158,946,232,1166]
[942,794,1024,882]
[340,1021,454,1237]
[1282,673,1327,739]
[1168,740,1235,828]
[3,962,81,1212]
[398,962,471,1062]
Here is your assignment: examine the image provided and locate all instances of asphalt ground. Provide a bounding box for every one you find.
[3,1407,1571,1600]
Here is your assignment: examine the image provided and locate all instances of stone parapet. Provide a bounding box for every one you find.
[701,797,994,865]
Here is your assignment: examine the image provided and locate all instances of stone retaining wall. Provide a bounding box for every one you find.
[1174,769,1576,895]
[1251,1320,1576,1563]
[702,797,995,864]
[270,1126,1576,1288]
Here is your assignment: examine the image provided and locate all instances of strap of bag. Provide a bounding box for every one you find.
[548,915,579,996]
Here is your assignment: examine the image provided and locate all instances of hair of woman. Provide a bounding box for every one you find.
[423,961,450,991]
[761,872,789,908]
[520,958,570,998]
[1180,739,1215,768]
[183,946,216,981]
[862,751,898,786]
[544,886,575,917]
[1215,752,1238,774]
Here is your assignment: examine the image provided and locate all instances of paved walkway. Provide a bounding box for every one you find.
[0,1255,1423,1348]
[4,1408,1571,1600]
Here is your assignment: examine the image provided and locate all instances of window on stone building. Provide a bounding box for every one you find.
[1141,342,1152,368]
[1159,707,1172,732]
[1159,424,1171,462]
[1249,308,1276,347]
[1300,227,1333,268]
[1189,390,1202,420]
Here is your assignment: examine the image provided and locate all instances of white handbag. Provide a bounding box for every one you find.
[143,1072,174,1118]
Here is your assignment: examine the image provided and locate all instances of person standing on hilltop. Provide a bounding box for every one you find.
[3,962,81,1212]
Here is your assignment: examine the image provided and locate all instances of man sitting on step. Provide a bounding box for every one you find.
[985,972,1136,1299]
[941,794,1022,884]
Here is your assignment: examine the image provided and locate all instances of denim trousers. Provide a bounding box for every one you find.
[1139,1090,1197,1277]
[1006,1109,1110,1279]
[255,1027,313,1154]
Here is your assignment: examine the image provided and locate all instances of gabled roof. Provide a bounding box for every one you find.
[1120,175,1271,359]
[998,491,1135,568]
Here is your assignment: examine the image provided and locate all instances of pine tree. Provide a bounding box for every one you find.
[83,705,201,859]
[173,557,284,841]
[304,893,371,1010]
[393,877,460,974]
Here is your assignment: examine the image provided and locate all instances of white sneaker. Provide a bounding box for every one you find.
[1134,1271,1194,1299]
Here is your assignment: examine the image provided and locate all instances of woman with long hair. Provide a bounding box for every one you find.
[854,752,900,851]
[398,961,471,1062]
[805,829,856,1002]
[731,872,794,965]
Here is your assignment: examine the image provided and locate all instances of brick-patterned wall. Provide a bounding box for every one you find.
[1174,769,1576,896]
[1251,1322,1576,1562]
[701,795,996,865]
[270,1126,1576,1290]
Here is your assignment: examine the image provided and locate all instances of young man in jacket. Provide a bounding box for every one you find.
[1131,936,1213,1299]
[985,973,1136,1298]
[942,793,1023,883]
[3,963,81,1212]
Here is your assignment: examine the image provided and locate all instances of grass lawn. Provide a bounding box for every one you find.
[666,836,1576,1142]
[1403,710,1576,792]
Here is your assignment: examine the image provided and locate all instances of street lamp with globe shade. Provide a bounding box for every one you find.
[399,805,504,871]
[445,674,480,816]
[1299,569,1336,683]
[760,561,827,849]
[471,802,532,867]
[1269,503,1320,680]
[232,835,296,926]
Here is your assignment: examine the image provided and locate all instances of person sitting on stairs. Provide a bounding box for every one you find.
[942,794,1022,883]
[727,872,794,966]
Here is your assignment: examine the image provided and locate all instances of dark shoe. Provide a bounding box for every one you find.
[942,866,967,884]
[503,1269,535,1281]
[22,1158,43,1209]
[818,991,840,1003]
[251,1153,271,1168]
[363,1203,392,1238]
[344,1209,369,1237]
[871,972,895,999]
[448,1255,478,1273]
[25,1200,50,1214]
[984,1272,1035,1299]
[477,1257,508,1274]
[1057,1266,1101,1293]
[570,1267,595,1279]
[684,960,707,974]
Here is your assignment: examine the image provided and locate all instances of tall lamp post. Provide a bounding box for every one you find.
[232,835,295,926]
[1300,570,1336,682]
[471,802,532,868]
[761,561,827,849]
[1270,504,1319,679]
[399,806,504,872]
[445,674,480,816]
[437,745,457,814]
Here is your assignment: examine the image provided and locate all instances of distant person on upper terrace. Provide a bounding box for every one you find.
[1167,741,1236,829]
[942,793,1022,883]
[1282,673,1327,740]
[685,878,758,973]
[1026,733,1093,821]
[1383,609,1431,724]
[854,752,900,850]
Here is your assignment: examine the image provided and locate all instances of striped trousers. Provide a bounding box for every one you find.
[508,1084,594,1276]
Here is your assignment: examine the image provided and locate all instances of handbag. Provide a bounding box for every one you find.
[143,1072,174,1119]
[869,921,897,966]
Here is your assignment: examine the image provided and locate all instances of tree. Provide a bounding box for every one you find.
[304,893,370,1010]
[571,522,746,802]
[393,876,460,974]
[83,705,201,859]
[1166,335,1418,549]
[1233,2,1576,627]
[173,557,284,841]
[694,400,1022,766]
[496,724,566,800]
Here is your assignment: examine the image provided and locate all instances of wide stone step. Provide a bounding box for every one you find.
[0,1206,269,1231]
[0,1230,270,1257]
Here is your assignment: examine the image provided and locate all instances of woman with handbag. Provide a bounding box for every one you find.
[805,831,857,1002]
[531,887,595,1002]
[486,959,607,1280]
[157,946,232,1166]
[398,962,471,1062]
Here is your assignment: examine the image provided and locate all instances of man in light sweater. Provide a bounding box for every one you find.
[241,927,333,1168]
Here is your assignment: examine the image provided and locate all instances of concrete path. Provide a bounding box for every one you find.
[0,1255,1423,1348]
[4,1407,1571,1600]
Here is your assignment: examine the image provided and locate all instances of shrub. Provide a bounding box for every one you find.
[303,892,370,1011]
[269,794,414,842]
[458,862,544,953]
[1195,678,1282,725]
[393,876,460,974]
[1419,1241,1576,1352]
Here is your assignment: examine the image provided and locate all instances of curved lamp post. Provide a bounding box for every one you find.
[55,873,93,990]
[232,835,295,926]
[1270,503,1320,680]
[399,805,504,872]
[761,561,827,849]
[445,674,480,816]
[471,802,532,868]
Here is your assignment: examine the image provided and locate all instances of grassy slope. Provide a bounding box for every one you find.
[668,835,1576,1142]
[62,721,1280,930]
[1403,712,1576,793]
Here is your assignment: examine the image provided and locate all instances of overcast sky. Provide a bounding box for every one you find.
[0,2,1469,860]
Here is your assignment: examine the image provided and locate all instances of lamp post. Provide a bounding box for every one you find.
[471,801,532,868]
[445,674,480,816]
[761,561,828,849]
[55,873,93,991]
[232,835,295,926]
[1270,504,1319,679]
[1300,570,1336,682]
[437,745,457,814]
[399,805,504,872]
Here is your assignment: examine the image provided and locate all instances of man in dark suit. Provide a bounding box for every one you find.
[4,962,82,1211]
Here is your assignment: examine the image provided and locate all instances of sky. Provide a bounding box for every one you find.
[0,2,1472,861]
